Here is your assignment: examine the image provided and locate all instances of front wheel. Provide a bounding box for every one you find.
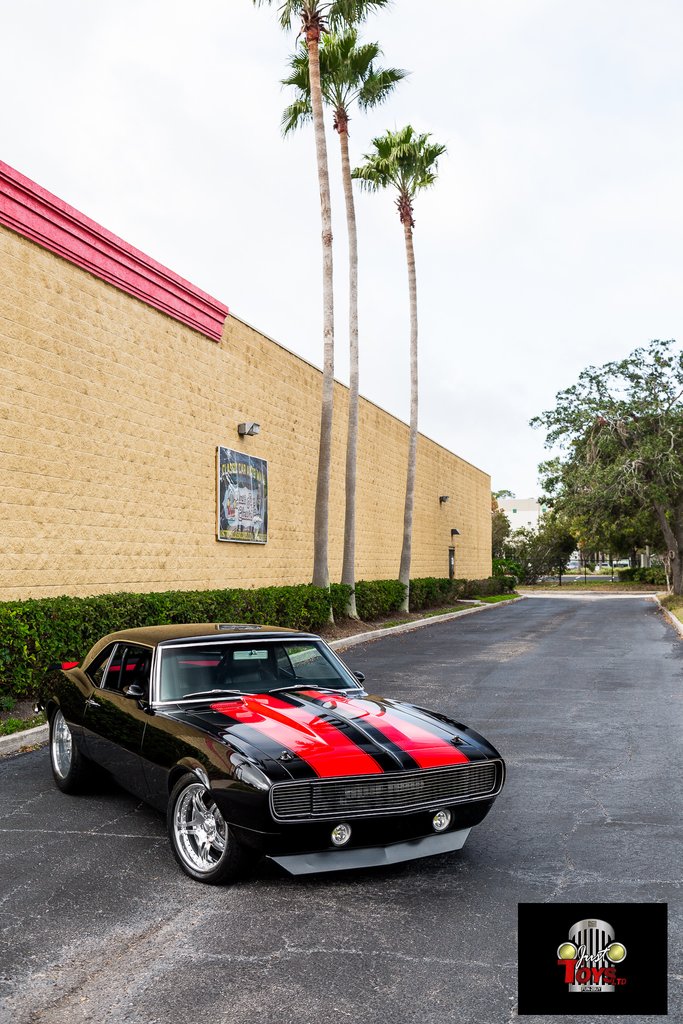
[49,708,89,793]
[167,775,250,884]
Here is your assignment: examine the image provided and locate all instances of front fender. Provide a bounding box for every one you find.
[169,758,211,792]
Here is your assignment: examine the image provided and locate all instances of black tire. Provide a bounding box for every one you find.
[49,708,90,793]
[167,774,251,884]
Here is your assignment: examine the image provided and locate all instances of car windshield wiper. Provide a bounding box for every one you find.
[179,688,247,700]
[268,684,353,695]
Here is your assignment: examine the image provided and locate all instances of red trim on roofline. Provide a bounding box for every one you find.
[0,161,229,342]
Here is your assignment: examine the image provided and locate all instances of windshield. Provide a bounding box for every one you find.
[158,640,361,702]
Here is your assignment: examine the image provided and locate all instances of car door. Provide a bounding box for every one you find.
[83,643,152,799]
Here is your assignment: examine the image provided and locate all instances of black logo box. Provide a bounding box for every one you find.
[517,902,668,1016]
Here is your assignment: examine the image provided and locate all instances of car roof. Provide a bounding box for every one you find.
[83,623,320,665]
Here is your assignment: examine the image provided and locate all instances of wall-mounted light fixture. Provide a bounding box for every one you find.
[451,528,460,538]
[237,422,260,437]
[439,495,450,504]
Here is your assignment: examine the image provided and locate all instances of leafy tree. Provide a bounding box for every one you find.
[505,514,576,584]
[541,515,578,584]
[491,493,511,558]
[352,126,446,611]
[567,505,660,567]
[253,0,390,593]
[532,339,683,593]
[282,29,405,616]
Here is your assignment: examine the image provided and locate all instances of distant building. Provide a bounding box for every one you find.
[498,497,546,532]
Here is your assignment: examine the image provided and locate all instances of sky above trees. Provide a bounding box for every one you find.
[3,0,682,497]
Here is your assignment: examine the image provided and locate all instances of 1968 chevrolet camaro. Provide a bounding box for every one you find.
[43,623,505,884]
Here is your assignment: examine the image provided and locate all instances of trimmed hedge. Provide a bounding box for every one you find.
[0,585,331,700]
[409,575,514,610]
[330,580,408,619]
[355,579,407,619]
[0,575,513,700]
[617,566,667,584]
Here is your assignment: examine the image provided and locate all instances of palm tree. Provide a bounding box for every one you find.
[253,1,391,596]
[352,126,446,612]
[281,30,406,616]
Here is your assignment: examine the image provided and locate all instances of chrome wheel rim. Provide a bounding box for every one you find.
[173,783,227,874]
[51,710,72,778]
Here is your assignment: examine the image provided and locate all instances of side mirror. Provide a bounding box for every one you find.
[125,683,145,700]
[353,671,366,684]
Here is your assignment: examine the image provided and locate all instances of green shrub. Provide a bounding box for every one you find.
[492,557,523,582]
[463,576,516,597]
[329,583,354,620]
[409,575,513,610]
[0,584,331,700]
[354,580,406,619]
[0,575,513,701]
[617,566,667,584]
[409,577,455,610]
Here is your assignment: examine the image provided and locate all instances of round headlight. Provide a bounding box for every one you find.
[331,823,352,847]
[557,942,577,960]
[432,809,452,832]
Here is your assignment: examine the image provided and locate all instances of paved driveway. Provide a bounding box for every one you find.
[1,597,680,1023]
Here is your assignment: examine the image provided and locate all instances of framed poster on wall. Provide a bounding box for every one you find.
[216,446,268,543]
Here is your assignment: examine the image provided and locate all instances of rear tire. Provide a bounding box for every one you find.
[167,774,251,884]
[49,708,90,793]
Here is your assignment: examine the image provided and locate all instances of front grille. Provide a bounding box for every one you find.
[270,760,502,821]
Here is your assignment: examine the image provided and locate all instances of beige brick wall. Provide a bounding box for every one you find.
[0,225,491,600]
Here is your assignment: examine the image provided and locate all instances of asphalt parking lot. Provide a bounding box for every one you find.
[1,597,681,1023]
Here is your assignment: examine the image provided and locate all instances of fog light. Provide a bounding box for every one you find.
[432,809,452,832]
[331,823,352,847]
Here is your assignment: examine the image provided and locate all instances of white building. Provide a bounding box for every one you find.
[498,497,547,532]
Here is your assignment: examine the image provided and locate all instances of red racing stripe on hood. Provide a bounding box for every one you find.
[210,695,383,778]
[297,691,469,769]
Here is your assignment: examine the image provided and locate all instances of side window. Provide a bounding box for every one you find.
[122,647,152,697]
[86,644,117,687]
[103,645,152,696]
[103,647,124,692]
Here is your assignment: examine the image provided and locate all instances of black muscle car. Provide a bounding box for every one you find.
[43,624,505,884]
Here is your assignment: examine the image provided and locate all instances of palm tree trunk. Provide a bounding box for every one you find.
[398,217,418,613]
[339,124,359,618]
[307,30,334,596]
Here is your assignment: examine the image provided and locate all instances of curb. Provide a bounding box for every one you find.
[519,591,658,601]
[330,596,525,653]
[0,723,48,758]
[653,594,683,638]
[0,598,524,757]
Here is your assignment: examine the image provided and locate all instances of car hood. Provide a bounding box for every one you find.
[177,689,500,781]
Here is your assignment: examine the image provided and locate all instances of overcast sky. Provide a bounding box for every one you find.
[3,0,683,497]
